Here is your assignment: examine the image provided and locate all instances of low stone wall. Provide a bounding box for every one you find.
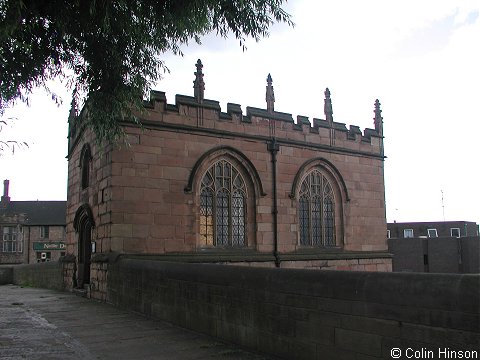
[90,261,108,301]
[12,261,65,291]
[0,265,13,284]
[107,259,480,360]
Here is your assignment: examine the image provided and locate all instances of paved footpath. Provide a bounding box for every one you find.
[0,285,273,360]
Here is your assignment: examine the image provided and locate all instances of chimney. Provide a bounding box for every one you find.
[1,179,10,207]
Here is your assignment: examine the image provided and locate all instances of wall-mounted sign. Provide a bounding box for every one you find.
[33,242,66,251]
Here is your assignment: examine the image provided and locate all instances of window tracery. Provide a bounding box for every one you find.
[298,169,336,247]
[199,160,246,247]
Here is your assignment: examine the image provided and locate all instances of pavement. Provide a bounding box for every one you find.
[0,285,273,360]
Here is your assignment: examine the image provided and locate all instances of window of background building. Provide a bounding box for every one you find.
[298,169,336,247]
[450,228,461,238]
[404,229,414,238]
[2,226,22,252]
[427,229,438,238]
[387,230,391,239]
[40,226,49,239]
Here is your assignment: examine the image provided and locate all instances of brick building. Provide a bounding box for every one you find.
[388,236,479,273]
[0,180,67,264]
[66,60,391,292]
[387,221,479,273]
[387,221,479,239]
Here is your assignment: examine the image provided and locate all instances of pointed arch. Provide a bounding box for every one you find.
[73,203,95,287]
[290,157,349,201]
[188,146,261,248]
[78,143,92,168]
[292,158,347,247]
[184,146,266,198]
[73,203,95,232]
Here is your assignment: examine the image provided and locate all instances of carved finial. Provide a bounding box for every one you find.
[68,92,77,122]
[324,88,333,123]
[266,73,275,113]
[193,59,205,103]
[374,99,383,135]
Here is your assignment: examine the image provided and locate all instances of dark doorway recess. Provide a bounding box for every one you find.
[73,204,95,288]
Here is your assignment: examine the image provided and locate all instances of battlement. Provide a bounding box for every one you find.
[68,59,384,157]
[140,59,384,156]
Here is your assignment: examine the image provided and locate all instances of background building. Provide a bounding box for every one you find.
[0,180,66,264]
[387,221,480,273]
[387,221,479,239]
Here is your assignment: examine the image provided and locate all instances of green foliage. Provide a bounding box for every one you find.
[0,0,293,144]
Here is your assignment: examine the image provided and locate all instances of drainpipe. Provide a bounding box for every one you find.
[27,226,30,264]
[267,138,280,267]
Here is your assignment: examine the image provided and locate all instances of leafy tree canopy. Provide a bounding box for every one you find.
[0,0,293,144]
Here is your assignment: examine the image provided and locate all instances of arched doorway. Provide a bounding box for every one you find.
[73,204,95,288]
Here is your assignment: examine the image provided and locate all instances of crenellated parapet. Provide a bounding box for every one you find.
[141,59,384,156]
[68,59,384,157]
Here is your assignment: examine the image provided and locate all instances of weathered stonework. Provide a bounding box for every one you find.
[60,256,76,290]
[225,255,392,272]
[89,261,108,301]
[66,60,391,297]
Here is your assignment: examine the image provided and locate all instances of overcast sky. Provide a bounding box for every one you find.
[1,0,479,224]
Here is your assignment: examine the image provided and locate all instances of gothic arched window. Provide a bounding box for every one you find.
[199,160,247,247]
[298,170,336,247]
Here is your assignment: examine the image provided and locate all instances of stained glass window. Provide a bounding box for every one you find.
[216,189,229,246]
[298,170,336,247]
[232,191,245,246]
[200,160,246,247]
[200,188,214,246]
[299,196,309,246]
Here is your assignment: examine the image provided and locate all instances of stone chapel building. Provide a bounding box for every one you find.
[66,60,391,293]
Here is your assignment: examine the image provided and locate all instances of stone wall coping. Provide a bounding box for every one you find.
[279,250,392,261]
[118,251,275,264]
[99,250,392,264]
